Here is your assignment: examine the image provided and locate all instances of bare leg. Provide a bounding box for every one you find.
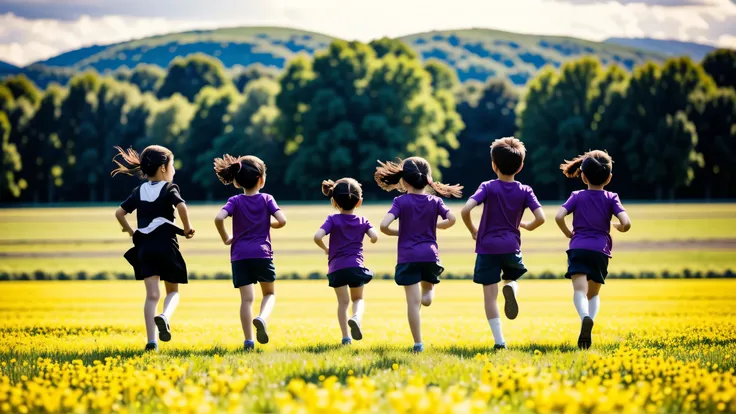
[143,276,161,342]
[239,284,255,341]
[587,281,603,320]
[350,286,365,321]
[420,281,435,307]
[404,284,422,344]
[483,284,500,319]
[161,282,179,320]
[258,282,276,320]
[334,286,350,339]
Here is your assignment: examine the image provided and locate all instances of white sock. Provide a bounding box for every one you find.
[505,281,518,293]
[414,342,423,347]
[573,291,589,321]
[488,318,505,345]
[588,296,600,320]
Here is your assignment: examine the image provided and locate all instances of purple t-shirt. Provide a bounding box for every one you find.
[562,190,625,257]
[222,193,280,261]
[388,194,450,264]
[470,180,542,255]
[320,214,373,274]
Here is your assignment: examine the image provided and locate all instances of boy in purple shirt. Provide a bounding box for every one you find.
[213,154,287,351]
[314,178,379,345]
[460,138,545,350]
[375,156,463,353]
[556,150,631,350]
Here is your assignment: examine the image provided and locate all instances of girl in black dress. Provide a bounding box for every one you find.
[111,145,195,352]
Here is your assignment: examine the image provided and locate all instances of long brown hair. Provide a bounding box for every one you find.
[374,156,463,198]
[111,145,173,179]
[560,150,613,186]
[214,154,267,189]
[322,178,362,210]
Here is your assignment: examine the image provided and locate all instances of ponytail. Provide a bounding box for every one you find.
[560,150,613,185]
[323,177,362,210]
[375,156,463,198]
[214,154,241,185]
[429,181,463,198]
[214,154,267,189]
[111,146,142,177]
[560,155,584,178]
[322,179,336,197]
[374,159,405,192]
[111,145,173,179]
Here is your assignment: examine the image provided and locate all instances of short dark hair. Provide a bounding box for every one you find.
[322,178,362,210]
[214,154,267,189]
[490,137,526,175]
[560,150,613,186]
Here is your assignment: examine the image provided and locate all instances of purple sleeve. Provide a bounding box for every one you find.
[469,183,487,204]
[222,197,236,217]
[388,197,401,217]
[266,195,280,215]
[120,190,138,213]
[364,217,374,232]
[610,193,625,216]
[525,186,542,211]
[320,216,333,235]
[437,198,450,220]
[562,192,577,213]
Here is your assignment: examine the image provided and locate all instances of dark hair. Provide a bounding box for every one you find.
[111,145,173,178]
[214,154,267,189]
[322,178,362,211]
[491,137,526,175]
[560,150,613,186]
[374,156,463,198]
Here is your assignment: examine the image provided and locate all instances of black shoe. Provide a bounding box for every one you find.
[494,343,507,350]
[154,314,171,342]
[253,317,269,344]
[502,285,519,320]
[144,342,158,352]
[577,316,594,349]
[348,317,363,340]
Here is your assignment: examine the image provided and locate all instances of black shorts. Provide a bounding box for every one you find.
[232,258,276,288]
[565,249,609,284]
[394,262,444,286]
[327,267,373,288]
[473,253,527,285]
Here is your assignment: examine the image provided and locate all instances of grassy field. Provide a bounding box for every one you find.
[0,279,735,412]
[0,203,734,276]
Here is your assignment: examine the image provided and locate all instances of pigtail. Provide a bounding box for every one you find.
[560,155,586,178]
[374,159,405,192]
[429,181,464,198]
[214,154,241,185]
[111,146,143,177]
[322,179,336,197]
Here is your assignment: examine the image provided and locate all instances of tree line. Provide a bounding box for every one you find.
[1,40,734,203]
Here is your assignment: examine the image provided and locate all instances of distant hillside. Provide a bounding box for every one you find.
[0,60,20,75]
[5,26,668,89]
[605,38,716,61]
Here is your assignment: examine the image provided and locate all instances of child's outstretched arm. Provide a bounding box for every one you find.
[460,199,478,239]
[437,212,456,230]
[613,212,632,233]
[313,229,329,254]
[214,209,232,245]
[115,207,135,237]
[380,213,399,236]
[555,207,573,239]
[176,203,195,239]
[271,211,287,229]
[521,207,546,231]
[366,228,379,244]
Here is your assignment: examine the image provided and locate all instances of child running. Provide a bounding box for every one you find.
[555,150,631,349]
[213,155,287,351]
[112,145,195,352]
[374,157,462,353]
[460,138,545,350]
[313,178,378,345]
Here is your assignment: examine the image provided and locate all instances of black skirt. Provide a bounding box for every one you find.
[124,225,188,284]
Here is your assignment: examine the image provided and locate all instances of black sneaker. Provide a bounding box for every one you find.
[502,285,519,320]
[144,342,158,352]
[154,314,171,342]
[253,317,269,344]
[577,316,594,349]
[348,317,363,340]
[494,343,507,350]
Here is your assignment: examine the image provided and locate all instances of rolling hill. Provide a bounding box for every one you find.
[0,60,20,76]
[5,26,669,89]
[605,38,716,61]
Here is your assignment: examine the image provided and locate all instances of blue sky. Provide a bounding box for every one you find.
[0,0,734,65]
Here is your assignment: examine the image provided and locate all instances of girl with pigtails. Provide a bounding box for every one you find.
[213,155,287,351]
[374,156,463,353]
[555,150,632,350]
[314,178,379,345]
[112,145,195,352]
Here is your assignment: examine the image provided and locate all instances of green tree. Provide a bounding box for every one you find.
[369,38,418,59]
[232,64,280,93]
[2,75,41,106]
[128,64,166,94]
[0,84,13,113]
[0,111,23,201]
[157,54,230,102]
[24,85,66,202]
[143,94,196,152]
[702,49,736,89]
[425,59,458,92]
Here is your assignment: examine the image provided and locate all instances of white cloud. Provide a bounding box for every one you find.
[0,0,734,66]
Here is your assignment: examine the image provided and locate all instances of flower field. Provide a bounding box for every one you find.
[1,279,735,413]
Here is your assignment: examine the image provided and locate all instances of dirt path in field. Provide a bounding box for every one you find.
[1,238,735,258]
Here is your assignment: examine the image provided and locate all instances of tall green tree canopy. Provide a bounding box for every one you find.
[702,49,736,89]
[157,54,230,102]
